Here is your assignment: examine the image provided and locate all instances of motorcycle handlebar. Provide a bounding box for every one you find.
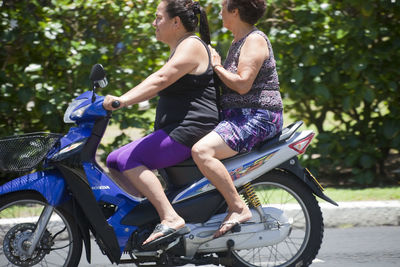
[111,100,120,109]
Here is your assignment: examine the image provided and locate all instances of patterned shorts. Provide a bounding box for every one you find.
[214,108,283,153]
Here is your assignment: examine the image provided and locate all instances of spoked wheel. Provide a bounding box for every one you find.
[0,191,82,267]
[231,170,324,267]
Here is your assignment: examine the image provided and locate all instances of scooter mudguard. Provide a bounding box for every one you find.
[278,157,338,206]
[0,170,68,206]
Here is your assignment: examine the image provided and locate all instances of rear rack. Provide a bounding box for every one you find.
[258,121,303,151]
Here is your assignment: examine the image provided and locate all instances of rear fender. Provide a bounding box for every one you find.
[277,157,338,206]
[0,170,68,205]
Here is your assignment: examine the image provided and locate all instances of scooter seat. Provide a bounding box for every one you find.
[161,159,202,187]
[162,121,303,187]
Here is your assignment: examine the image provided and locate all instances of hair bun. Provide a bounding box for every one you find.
[192,1,201,15]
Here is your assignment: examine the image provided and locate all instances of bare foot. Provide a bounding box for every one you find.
[214,206,252,238]
[143,216,185,245]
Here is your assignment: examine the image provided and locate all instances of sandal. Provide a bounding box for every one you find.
[215,219,241,237]
[142,223,190,250]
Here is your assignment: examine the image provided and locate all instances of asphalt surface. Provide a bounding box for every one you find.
[78,200,400,266]
[80,226,400,267]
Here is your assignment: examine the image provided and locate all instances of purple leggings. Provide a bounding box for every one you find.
[106,130,191,172]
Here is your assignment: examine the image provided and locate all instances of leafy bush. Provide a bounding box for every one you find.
[1,0,399,186]
[1,0,163,137]
[261,0,400,185]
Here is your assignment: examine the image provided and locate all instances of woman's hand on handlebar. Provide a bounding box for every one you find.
[103,95,125,111]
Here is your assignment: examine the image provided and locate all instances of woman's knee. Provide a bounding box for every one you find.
[106,150,118,170]
[106,150,129,172]
[192,141,212,163]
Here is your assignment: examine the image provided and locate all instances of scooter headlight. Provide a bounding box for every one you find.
[50,140,86,161]
[64,99,90,123]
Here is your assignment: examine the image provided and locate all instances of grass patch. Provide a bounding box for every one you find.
[0,204,43,219]
[250,187,400,204]
[323,187,400,202]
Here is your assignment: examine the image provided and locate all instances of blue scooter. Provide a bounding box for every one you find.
[0,64,336,267]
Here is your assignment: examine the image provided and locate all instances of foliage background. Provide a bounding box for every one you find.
[1,0,399,186]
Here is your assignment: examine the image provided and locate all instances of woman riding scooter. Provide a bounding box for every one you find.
[103,0,218,248]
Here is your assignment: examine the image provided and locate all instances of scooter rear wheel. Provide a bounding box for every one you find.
[229,169,324,267]
[0,191,82,267]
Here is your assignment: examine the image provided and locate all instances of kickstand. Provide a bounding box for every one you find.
[226,239,235,257]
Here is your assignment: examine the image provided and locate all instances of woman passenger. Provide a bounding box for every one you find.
[192,0,283,238]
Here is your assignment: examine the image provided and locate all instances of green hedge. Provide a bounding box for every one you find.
[1,0,399,185]
[262,0,400,185]
[1,0,163,136]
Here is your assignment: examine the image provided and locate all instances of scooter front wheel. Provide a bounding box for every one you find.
[0,191,82,267]
[230,169,324,267]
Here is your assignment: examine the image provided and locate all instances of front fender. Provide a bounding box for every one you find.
[0,169,68,206]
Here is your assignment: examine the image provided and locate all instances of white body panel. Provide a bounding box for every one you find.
[184,207,291,257]
[173,130,314,204]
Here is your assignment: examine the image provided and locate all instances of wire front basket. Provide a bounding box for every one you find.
[0,133,62,173]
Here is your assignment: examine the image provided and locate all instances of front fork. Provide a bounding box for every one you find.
[26,205,54,257]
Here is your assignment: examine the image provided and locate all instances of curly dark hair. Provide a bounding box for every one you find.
[227,0,266,25]
[163,0,211,44]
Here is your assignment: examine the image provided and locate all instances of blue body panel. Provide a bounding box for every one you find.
[82,162,139,251]
[0,170,68,206]
[48,93,106,156]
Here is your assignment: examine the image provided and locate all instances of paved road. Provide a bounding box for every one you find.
[311,226,400,267]
[79,226,400,266]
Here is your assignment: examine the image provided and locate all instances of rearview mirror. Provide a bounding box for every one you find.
[90,64,108,88]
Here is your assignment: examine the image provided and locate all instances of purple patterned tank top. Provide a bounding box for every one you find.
[220,29,283,111]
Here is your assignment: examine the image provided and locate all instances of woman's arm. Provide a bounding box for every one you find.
[212,34,269,95]
[103,37,208,110]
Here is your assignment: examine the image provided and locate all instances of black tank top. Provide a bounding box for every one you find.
[154,36,219,147]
